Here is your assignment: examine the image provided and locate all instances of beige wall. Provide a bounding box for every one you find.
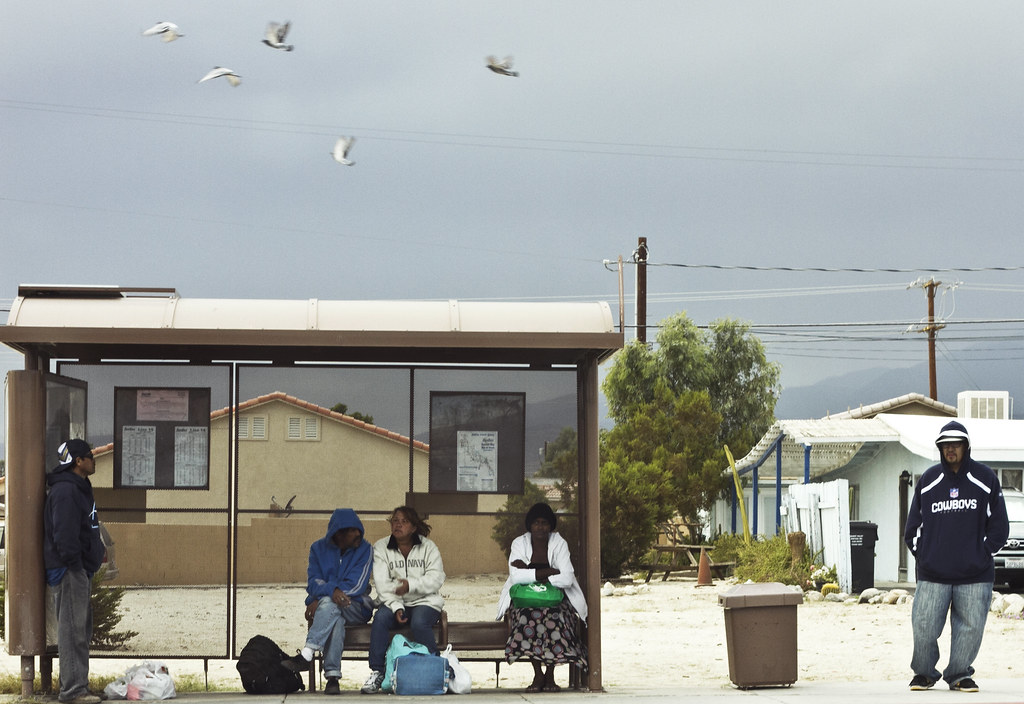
[93,399,430,525]
[107,514,508,585]
[94,397,510,585]
[231,401,429,523]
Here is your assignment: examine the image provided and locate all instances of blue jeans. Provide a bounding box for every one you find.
[911,579,992,686]
[305,596,372,678]
[368,605,441,671]
[53,568,92,702]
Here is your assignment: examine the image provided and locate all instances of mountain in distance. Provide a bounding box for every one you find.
[775,360,1024,420]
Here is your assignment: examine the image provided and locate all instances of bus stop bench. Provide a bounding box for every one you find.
[310,611,512,690]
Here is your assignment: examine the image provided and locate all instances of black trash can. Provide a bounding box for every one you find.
[849,521,878,593]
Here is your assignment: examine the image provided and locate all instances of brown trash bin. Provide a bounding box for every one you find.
[719,582,803,688]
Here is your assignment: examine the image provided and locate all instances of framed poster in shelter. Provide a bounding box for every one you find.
[428,391,525,493]
[113,387,211,489]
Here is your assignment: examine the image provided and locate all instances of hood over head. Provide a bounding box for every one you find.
[935,420,972,466]
[325,508,364,542]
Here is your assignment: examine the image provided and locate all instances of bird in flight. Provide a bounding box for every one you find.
[198,67,242,86]
[262,21,294,51]
[331,137,356,166]
[486,56,519,77]
[142,21,184,42]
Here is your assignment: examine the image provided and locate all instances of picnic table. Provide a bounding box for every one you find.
[642,544,735,583]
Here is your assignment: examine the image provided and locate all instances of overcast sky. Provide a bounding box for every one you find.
[3,2,1024,429]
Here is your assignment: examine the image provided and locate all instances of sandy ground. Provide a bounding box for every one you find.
[5,574,1024,691]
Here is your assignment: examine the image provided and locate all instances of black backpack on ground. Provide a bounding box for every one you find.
[237,635,306,694]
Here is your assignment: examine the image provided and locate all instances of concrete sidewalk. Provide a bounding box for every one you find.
[9,680,1023,704]
[165,680,1024,703]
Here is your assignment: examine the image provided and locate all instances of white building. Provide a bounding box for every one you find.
[712,392,1022,583]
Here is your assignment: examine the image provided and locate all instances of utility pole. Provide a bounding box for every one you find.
[634,237,649,344]
[910,278,945,400]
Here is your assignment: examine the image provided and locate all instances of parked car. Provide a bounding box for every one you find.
[994,488,1024,591]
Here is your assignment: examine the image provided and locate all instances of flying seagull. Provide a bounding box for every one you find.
[330,137,356,166]
[142,21,184,42]
[486,56,519,77]
[198,67,241,86]
[262,21,294,51]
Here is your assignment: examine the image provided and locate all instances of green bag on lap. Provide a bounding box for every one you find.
[509,582,565,608]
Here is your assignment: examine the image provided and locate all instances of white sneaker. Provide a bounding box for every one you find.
[360,670,384,694]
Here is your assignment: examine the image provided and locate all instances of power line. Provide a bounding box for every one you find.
[7,98,1024,172]
[638,261,1024,274]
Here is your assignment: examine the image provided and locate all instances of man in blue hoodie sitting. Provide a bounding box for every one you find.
[282,508,374,694]
[904,420,1009,693]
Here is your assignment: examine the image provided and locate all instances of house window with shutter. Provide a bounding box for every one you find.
[287,415,320,441]
[239,415,268,441]
[251,415,267,440]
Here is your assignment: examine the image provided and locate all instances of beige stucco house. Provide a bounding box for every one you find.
[90,392,508,584]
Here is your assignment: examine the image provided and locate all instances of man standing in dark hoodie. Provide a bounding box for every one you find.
[904,420,1009,693]
[43,439,106,704]
[282,508,374,694]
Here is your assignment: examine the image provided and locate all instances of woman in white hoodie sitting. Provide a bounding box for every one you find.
[361,506,446,694]
[495,502,588,693]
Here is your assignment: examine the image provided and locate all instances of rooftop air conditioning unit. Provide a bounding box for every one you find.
[957,391,1012,420]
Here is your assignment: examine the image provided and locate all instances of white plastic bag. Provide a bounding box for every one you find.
[105,661,175,701]
[440,644,472,694]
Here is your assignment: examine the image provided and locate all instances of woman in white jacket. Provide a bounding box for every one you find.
[495,502,587,693]
[361,506,446,694]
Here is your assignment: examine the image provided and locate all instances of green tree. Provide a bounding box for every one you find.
[521,407,720,577]
[329,402,373,426]
[603,314,780,457]
[535,427,577,478]
[491,481,551,558]
[597,386,725,576]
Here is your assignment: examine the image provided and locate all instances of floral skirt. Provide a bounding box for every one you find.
[504,599,587,667]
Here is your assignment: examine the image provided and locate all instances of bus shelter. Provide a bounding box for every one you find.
[1,285,622,694]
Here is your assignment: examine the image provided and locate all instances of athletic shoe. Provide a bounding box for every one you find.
[950,677,979,692]
[281,652,311,673]
[909,674,936,690]
[324,677,341,695]
[360,670,385,694]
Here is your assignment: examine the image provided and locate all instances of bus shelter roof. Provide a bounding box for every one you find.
[1,285,623,366]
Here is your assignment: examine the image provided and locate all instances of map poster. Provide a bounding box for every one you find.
[428,391,525,494]
[457,430,498,491]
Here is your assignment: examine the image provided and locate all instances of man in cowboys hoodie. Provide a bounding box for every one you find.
[903,420,1009,693]
[43,439,106,704]
[282,508,373,694]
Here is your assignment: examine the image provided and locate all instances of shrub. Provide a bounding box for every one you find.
[710,532,744,565]
[90,568,138,649]
[0,570,137,648]
[732,533,814,587]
